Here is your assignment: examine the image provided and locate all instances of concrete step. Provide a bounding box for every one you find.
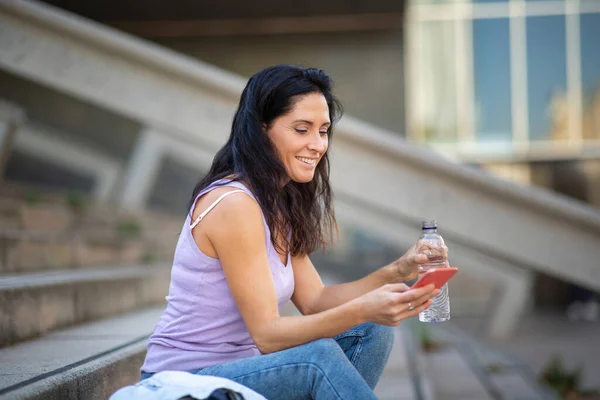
[0,189,181,274]
[0,230,177,274]
[0,194,182,235]
[0,306,164,400]
[0,181,90,209]
[0,264,170,347]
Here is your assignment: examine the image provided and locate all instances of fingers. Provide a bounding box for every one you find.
[403,289,435,313]
[384,283,410,293]
[389,298,433,325]
[404,299,433,318]
[400,284,436,301]
[379,283,440,326]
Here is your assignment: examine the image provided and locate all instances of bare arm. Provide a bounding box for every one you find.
[202,191,435,354]
[291,251,429,315]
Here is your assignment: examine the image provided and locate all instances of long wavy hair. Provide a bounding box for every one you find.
[188,65,343,256]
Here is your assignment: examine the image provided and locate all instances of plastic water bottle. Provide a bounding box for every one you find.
[416,220,450,322]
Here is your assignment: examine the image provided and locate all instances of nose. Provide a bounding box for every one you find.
[307,130,327,153]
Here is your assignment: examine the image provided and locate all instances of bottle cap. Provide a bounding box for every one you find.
[422,220,437,229]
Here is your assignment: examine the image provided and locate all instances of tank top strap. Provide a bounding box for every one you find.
[189,179,262,229]
[190,189,247,230]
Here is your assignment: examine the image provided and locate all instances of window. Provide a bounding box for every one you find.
[526,15,567,141]
[473,18,512,142]
[580,13,600,140]
[414,20,459,142]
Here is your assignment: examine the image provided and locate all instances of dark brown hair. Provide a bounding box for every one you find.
[188,65,343,256]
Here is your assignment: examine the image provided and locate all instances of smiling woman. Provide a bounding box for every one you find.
[186,65,343,257]
[138,65,438,400]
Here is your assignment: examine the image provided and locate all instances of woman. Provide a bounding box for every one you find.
[141,65,439,399]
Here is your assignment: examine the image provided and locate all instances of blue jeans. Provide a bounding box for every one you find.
[141,322,394,399]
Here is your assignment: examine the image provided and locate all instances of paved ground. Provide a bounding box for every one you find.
[374,327,417,400]
[417,320,557,400]
[453,313,600,393]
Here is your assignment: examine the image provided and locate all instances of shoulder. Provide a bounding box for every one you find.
[198,186,264,239]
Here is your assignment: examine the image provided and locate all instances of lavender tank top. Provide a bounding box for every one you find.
[141,180,295,373]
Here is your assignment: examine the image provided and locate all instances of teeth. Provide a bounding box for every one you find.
[296,157,316,165]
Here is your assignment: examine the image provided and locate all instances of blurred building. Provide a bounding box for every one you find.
[20,0,598,309]
[406,0,600,208]
[405,0,600,309]
[1,0,409,213]
[24,0,599,208]
[1,0,599,332]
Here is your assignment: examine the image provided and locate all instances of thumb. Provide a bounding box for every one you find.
[413,253,429,264]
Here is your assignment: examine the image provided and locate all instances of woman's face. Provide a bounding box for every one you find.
[266,92,330,184]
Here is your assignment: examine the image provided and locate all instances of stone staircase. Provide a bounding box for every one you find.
[1,1,599,397]
[0,184,179,399]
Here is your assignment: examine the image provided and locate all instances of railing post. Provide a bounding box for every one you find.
[486,268,534,340]
[118,128,165,210]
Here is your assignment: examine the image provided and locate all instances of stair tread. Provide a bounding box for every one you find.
[0,264,166,289]
[0,306,163,390]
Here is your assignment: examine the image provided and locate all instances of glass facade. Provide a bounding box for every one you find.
[407,0,600,160]
[412,0,464,4]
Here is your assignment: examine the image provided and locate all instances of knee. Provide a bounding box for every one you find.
[308,338,343,357]
[302,339,352,378]
[301,338,349,366]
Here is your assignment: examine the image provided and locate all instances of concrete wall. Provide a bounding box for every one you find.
[0,69,207,211]
[155,31,405,134]
[0,70,141,162]
[483,160,600,210]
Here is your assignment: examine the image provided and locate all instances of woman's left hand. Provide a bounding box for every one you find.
[388,243,429,282]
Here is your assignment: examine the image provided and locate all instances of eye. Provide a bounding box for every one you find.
[319,130,329,136]
[295,128,308,134]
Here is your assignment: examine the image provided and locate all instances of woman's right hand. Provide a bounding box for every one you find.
[356,283,439,326]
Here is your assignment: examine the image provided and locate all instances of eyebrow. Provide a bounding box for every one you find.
[293,119,331,126]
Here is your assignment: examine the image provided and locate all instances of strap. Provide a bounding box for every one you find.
[190,190,246,230]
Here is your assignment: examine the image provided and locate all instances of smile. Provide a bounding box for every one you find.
[295,156,317,165]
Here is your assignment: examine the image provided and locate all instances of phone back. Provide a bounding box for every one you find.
[413,267,458,289]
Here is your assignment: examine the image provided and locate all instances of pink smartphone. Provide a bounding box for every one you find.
[412,267,458,290]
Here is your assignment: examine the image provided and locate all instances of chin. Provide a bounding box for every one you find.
[290,173,315,183]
